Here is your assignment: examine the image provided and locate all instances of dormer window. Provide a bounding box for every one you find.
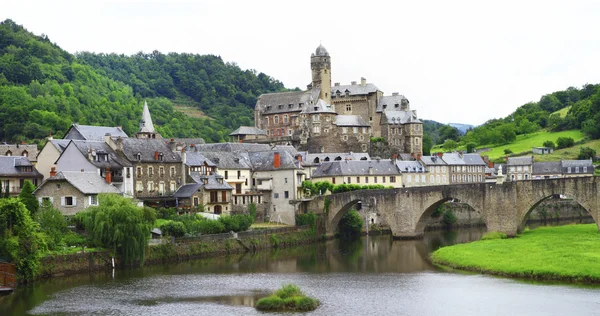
[299,103,303,107]
[314,107,318,111]
[136,153,142,161]
[383,104,387,109]
[158,153,164,161]
[395,103,399,108]
[22,150,28,157]
[278,105,283,109]
[288,104,293,108]
[5,151,11,156]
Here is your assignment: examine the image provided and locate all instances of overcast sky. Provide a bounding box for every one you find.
[4,0,600,125]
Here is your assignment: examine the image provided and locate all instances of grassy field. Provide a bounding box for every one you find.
[481,130,585,160]
[431,224,600,283]
[551,106,571,118]
[533,138,600,162]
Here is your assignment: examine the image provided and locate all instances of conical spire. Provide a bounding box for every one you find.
[139,101,155,133]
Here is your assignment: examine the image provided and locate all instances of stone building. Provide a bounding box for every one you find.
[252,44,423,157]
[419,154,449,185]
[34,171,120,216]
[0,143,39,165]
[396,160,429,187]
[442,152,486,184]
[506,156,533,181]
[0,156,43,196]
[311,159,402,188]
[561,159,594,177]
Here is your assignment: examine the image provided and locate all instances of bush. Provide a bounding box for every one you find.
[466,143,477,153]
[338,210,363,236]
[481,231,508,240]
[543,140,555,149]
[504,148,513,154]
[275,284,303,298]
[296,213,318,228]
[198,218,226,235]
[63,232,86,247]
[556,137,575,149]
[156,207,177,219]
[256,284,319,312]
[578,146,596,160]
[159,221,186,237]
[248,203,257,220]
[442,209,458,226]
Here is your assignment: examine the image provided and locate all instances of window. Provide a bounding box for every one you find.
[284,191,289,199]
[284,115,288,123]
[370,116,373,122]
[194,197,199,206]
[62,196,76,206]
[347,177,351,184]
[170,181,176,192]
[89,195,98,206]
[265,118,269,126]
[430,175,434,183]
[137,167,142,177]
[478,175,482,182]
[568,167,572,173]
[288,129,293,136]
[365,177,369,183]
[374,177,378,183]
[442,166,447,172]
[356,177,360,183]
[136,182,143,192]
[346,104,351,111]
[159,167,164,176]
[342,127,347,134]
[274,116,279,124]
[313,114,319,121]
[158,153,164,161]
[274,193,279,199]
[415,138,419,145]
[313,126,320,134]
[353,127,358,134]
[382,176,386,183]
[136,153,142,161]
[148,181,154,192]
[452,174,456,182]
[225,171,228,179]
[148,167,154,176]
[584,167,588,173]
[285,177,288,184]
[390,176,396,183]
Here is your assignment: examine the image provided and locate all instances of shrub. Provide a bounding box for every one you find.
[275,284,303,298]
[338,210,363,236]
[431,204,445,218]
[219,214,254,232]
[443,209,458,226]
[556,137,575,149]
[296,212,318,228]
[480,231,508,240]
[256,284,319,312]
[504,148,513,154]
[63,232,86,247]
[198,218,225,235]
[466,143,477,153]
[578,146,596,160]
[155,207,176,219]
[543,140,555,149]
[159,221,186,237]
[248,203,257,220]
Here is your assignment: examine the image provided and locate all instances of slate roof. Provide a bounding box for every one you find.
[441,153,465,165]
[66,124,128,141]
[532,162,562,175]
[396,160,427,173]
[382,110,421,124]
[0,144,39,162]
[0,156,43,178]
[377,95,409,112]
[300,99,336,114]
[189,172,233,190]
[314,44,329,56]
[119,139,181,163]
[335,115,369,127]
[185,151,217,167]
[256,89,321,114]
[507,156,534,166]
[397,153,416,161]
[195,143,298,156]
[49,139,71,154]
[229,126,267,136]
[139,101,155,133]
[462,154,486,165]
[331,83,379,97]
[312,160,400,177]
[172,138,206,145]
[38,171,120,194]
[248,150,301,171]
[420,155,447,166]
[200,151,252,169]
[65,140,132,169]
[173,183,203,198]
[303,152,370,165]
[561,159,593,168]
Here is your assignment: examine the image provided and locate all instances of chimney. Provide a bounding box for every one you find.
[169,138,176,151]
[48,132,53,140]
[334,82,340,86]
[104,133,111,144]
[488,161,494,168]
[155,151,160,161]
[274,152,281,168]
[392,92,399,96]
[50,167,57,177]
[361,77,366,86]
[417,154,422,161]
[297,154,302,163]
[436,152,443,158]
[116,137,124,151]
[351,81,357,85]
[105,167,112,184]
[505,155,509,163]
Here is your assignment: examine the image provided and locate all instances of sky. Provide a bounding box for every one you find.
[4,0,600,125]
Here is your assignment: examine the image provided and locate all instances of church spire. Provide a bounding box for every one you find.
[136,101,161,139]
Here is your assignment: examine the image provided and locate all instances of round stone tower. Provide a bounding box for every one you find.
[311,44,331,104]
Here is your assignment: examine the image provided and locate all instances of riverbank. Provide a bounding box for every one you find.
[39,227,321,280]
[431,224,600,283]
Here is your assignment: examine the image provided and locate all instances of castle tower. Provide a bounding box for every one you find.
[135,101,162,139]
[311,44,331,104]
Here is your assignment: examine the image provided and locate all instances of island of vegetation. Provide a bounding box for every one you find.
[255,284,320,312]
[431,224,600,283]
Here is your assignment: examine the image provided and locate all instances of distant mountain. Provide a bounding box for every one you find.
[448,123,473,135]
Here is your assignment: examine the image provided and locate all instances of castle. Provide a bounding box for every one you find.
[243,44,423,156]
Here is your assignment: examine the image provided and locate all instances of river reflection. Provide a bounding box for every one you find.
[1,226,599,316]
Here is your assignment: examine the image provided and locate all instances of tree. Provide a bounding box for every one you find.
[466,143,477,153]
[0,198,48,280]
[443,140,458,152]
[76,194,155,266]
[159,221,186,237]
[18,180,38,215]
[578,147,596,160]
[556,137,575,149]
[35,200,68,250]
[422,134,433,155]
[338,210,363,236]
[543,140,555,149]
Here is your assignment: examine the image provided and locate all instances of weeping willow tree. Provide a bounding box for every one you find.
[76,194,156,266]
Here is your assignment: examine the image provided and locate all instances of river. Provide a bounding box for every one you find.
[1,225,599,316]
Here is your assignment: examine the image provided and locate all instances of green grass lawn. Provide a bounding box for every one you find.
[533,138,600,162]
[431,224,600,282]
[155,219,171,227]
[551,106,571,118]
[46,247,104,256]
[482,130,585,160]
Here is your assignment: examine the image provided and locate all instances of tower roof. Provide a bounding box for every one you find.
[315,44,329,56]
[139,101,155,133]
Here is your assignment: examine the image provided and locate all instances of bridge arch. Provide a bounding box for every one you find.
[519,194,599,231]
[330,198,362,232]
[415,196,486,237]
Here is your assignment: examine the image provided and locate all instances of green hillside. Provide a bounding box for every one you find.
[480,130,585,159]
[0,19,285,144]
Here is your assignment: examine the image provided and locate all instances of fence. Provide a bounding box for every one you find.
[174,225,311,244]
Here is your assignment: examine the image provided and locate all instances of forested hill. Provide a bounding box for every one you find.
[0,19,286,144]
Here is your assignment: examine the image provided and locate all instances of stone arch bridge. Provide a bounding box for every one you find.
[305,177,600,238]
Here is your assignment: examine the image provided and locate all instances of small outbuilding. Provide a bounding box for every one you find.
[532,147,553,155]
